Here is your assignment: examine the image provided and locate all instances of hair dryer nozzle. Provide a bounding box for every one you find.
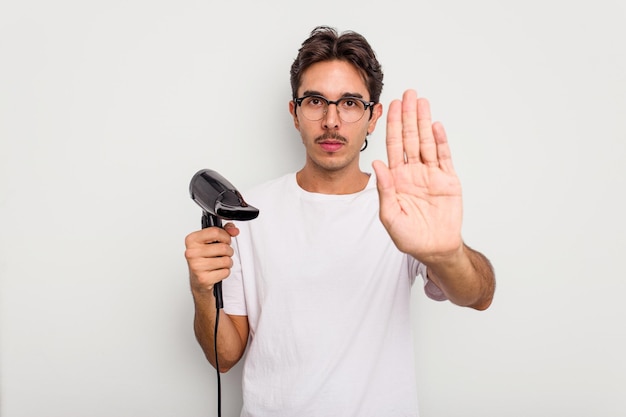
[189,169,259,221]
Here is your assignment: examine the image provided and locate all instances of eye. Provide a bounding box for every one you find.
[340,98,364,110]
[304,96,325,107]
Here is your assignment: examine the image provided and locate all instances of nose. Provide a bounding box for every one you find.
[322,103,340,128]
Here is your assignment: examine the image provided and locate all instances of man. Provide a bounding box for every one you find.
[184,26,495,417]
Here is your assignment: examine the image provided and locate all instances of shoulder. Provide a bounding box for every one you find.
[243,172,296,200]
[235,172,298,218]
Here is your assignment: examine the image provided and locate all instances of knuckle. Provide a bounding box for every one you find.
[184,233,195,247]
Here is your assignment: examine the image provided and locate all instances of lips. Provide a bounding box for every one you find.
[318,141,344,152]
[316,133,347,153]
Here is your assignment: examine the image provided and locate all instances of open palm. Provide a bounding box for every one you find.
[373,89,464,263]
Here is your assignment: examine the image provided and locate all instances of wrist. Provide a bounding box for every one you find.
[191,281,215,298]
[417,241,465,270]
[423,245,476,285]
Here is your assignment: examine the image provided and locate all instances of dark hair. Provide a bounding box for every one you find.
[290,26,384,104]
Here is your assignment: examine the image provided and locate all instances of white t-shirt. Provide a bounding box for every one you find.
[223,173,446,417]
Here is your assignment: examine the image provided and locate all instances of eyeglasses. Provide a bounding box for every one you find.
[294,95,375,123]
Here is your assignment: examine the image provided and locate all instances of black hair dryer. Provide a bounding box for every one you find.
[189,169,259,309]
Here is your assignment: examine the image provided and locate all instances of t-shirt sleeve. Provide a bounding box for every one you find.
[411,257,448,302]
[222,235,248,316]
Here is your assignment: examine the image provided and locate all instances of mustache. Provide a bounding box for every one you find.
[314,133,348,143]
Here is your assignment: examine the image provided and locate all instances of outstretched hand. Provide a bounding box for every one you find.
[372,89,464,264]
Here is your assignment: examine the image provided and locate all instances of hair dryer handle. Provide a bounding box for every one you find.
[202,211,224,309]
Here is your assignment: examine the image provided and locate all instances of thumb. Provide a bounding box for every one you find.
[223,222,240,237]
[372,160,396,201]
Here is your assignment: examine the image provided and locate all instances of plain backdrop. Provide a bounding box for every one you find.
[1,1,625,416]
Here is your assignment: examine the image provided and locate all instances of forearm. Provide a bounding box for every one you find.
[192,290,248,372]
[425,244,495,310]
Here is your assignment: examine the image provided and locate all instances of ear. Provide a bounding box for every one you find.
[367,102,383,135]
[289,100,300,130]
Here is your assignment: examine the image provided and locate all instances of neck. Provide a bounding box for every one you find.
[296,165,370,194]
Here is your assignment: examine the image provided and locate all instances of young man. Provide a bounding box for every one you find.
[184,26,495,417]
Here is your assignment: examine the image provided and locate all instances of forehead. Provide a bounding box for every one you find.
[298,60,369,99]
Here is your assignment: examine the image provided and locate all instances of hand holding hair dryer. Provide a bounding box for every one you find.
[189,169,259,308]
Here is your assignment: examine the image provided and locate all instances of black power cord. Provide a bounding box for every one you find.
[214,303,222,417]
[202,212,223,417]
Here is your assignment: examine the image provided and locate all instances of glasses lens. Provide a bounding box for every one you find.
[337,98,366,123]
[300,96,326,121]
[300,96,367,123]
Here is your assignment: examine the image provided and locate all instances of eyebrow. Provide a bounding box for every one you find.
[301,90,366,99]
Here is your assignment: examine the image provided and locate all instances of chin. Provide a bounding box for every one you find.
[312,156,357,173]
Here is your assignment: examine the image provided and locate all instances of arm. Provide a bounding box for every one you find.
[184,224,249,372]
[426,244,495,310]
[372,89,495,310]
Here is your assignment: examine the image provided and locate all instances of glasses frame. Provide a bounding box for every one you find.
[294,94,376,123]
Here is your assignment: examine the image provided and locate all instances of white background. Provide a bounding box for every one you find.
[1,1,625,416]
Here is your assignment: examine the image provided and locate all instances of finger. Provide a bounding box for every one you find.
[372,160,394,195]
[186,241,234,259]
[401,89,420,164]
[186,237,234,277]
[433,121,455,173]
[416,97,438,167]
[372,160,400,220]
[191,260,233,291]
[193,253,234,271]
[185,227,232,247]
[386,99,405,169]
[223,222,240,237]
[184,243,234,278]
